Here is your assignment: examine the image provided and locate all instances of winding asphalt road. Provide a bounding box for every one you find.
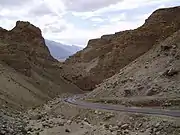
[65,95,180,118]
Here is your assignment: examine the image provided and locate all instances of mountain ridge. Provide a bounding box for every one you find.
[0,6,180,135]
[45,39,83,60]
[0,20,82,110]
[61,6,180,91]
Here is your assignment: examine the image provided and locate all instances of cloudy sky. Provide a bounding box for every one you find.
[0,0,179,46]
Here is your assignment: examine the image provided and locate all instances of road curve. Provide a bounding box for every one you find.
[65,95,180,118]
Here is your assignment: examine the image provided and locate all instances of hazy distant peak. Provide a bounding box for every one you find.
[45,39,83,61]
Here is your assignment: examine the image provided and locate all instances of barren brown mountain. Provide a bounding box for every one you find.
[61,6,180,91]
[1,6,180,135]
[86,29,180,105]
[0,21,81,110]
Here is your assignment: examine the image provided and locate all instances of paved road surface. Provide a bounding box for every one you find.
[65,95,180,117]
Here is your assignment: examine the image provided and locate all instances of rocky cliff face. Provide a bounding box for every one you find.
[0,21,81,110]
[0,21,55,76]
[61,6,180,91]
[86,28,180,108]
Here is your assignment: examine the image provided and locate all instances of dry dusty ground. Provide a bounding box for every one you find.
[13,94,178,135]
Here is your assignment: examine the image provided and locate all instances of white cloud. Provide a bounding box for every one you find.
[157,4,166,9]
[109,13,126,23]
[47,18,143,46]
[0,19,15,30]
[62,0,121,12]
[0,0,179,46]
[0,0,30,7]
[43,0,67,17]
[90,17,104,22]
[72,0,173,19]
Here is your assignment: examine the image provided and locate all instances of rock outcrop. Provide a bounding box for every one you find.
[61,6,180,91]
[0,21,81,110]
[0,21,55,76]
[86,28,180,109]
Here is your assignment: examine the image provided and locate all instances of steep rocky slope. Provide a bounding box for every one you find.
[86,28,180,109]
[47,25,180,135]
[22,29,180,135]
[0,21,56,77]
[1,6,180,135]
[61,6,180,91]
[0,21,81,111]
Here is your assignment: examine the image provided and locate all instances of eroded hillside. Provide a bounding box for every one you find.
[22,30,180,135]
[61,6,180,91]
[0,21,81,110]
[1,6,180,135]
[86,29,180,109]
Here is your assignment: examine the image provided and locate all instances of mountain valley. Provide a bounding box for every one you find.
[0,6,180,135]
